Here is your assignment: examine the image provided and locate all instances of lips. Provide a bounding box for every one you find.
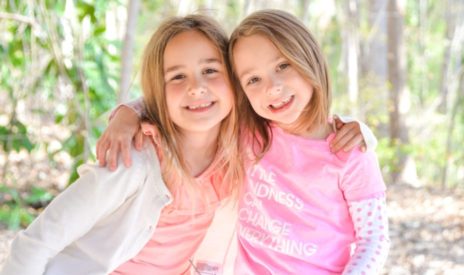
[268,95,294,112]
[185,101,215,112]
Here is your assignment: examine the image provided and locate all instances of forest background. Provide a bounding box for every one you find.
[0,0,463,274]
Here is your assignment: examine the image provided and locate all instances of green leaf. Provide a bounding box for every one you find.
[24,187,54,205]
[8,206,21,230]
[68,159,85,185]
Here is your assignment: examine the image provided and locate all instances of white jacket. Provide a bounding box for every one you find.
[1,143,173,275]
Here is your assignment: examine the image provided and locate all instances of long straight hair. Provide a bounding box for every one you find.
[229,9,331,157]
[141,14,243,196]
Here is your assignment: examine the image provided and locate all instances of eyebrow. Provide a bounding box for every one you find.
[238,54,281,79]
[165,58,222,74]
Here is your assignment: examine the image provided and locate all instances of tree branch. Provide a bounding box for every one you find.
[0,12,36,26]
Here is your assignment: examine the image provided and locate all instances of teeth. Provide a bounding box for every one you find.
[270,96,292,109]
[187,102,213,110]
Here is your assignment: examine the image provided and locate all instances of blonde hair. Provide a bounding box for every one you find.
[141,14,243,197]
[229,9,331,156]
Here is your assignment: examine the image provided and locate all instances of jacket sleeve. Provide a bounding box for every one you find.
[0,150,148,275]
[333,115,378,151]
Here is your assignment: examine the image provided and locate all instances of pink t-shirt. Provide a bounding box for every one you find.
[235,126,386,274]
[111,124,228,275]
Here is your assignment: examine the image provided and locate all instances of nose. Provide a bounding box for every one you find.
[188,78,206,96]
[266,77,283,96]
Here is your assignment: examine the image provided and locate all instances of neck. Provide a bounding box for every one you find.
[279,122,332,139]
[179,126,220,177]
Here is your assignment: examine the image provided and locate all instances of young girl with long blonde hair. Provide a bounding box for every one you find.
[229,9,390,274]
[1,14,243,275]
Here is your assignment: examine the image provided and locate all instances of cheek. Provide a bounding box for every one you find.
[243,92,263,113]
[222,88,235,113]
[164,89,179,113]
[242,88,258,103]
[304,82,314,102]
[211,77,234,99]
[210,76,231,90]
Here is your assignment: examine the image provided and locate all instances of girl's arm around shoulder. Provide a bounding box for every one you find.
[331,115,378,153]
[0,146,153,275]
[108,97,145,120]
[97,97,145,169]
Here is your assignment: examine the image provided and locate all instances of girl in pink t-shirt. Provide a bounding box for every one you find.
[229,9,390,274]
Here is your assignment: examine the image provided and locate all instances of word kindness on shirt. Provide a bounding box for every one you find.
[238,164,318,259]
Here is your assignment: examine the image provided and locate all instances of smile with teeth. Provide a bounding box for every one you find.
[269,95,293,110]
[186,101,214,110]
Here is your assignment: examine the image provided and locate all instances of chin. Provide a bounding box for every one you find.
[187,123,223,133]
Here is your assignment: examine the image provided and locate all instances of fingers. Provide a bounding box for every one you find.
[334,117,344,130]
[121,141,132,168]
[330,123,355,150]
[134,128,144,151]
[331,122,364,152]
[107,143,120,171]
[360,141,367,152]
[331,133,363,152]
[96,137,109,167]
[331,131,353,152]
[342,134,364,152]
[96,138,135,169]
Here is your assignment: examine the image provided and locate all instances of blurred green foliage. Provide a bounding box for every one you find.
[1,0,125,227]
[0,184,53,229]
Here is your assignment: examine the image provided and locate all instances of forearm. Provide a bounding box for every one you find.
[343,196,390,274]
[109,97,145,120]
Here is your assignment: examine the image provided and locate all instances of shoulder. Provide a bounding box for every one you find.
[334,146,381,177]
[76,142,160,192]
[339,147,386,200]
[345,147,379,168]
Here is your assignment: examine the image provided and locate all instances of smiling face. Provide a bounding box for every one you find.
[233,34,313,133]
[163,30,234,135]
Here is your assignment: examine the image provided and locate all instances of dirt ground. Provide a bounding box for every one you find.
[1,184,463,274]
[381,184,464,274]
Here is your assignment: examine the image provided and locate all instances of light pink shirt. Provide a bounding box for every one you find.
[235,126,386,274]
[112,123,228,275]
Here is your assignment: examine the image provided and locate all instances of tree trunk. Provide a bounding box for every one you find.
[438,0,455,113]
[359,0,388,122]
[300,0,311,22]
[345,0,359,116]
[361,0,388,78]
[387,0,415,184]
[441,0,464,187]
[442,68,464,188]
[417,0,427,106]
[117,0,140,104]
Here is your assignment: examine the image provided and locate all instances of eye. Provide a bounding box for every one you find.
[246,76,261,86]
[277,63,290,71]
[203,68,218,75]
[170,74,185,82]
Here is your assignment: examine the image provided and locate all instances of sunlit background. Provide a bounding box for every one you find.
[1,0,463,274]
